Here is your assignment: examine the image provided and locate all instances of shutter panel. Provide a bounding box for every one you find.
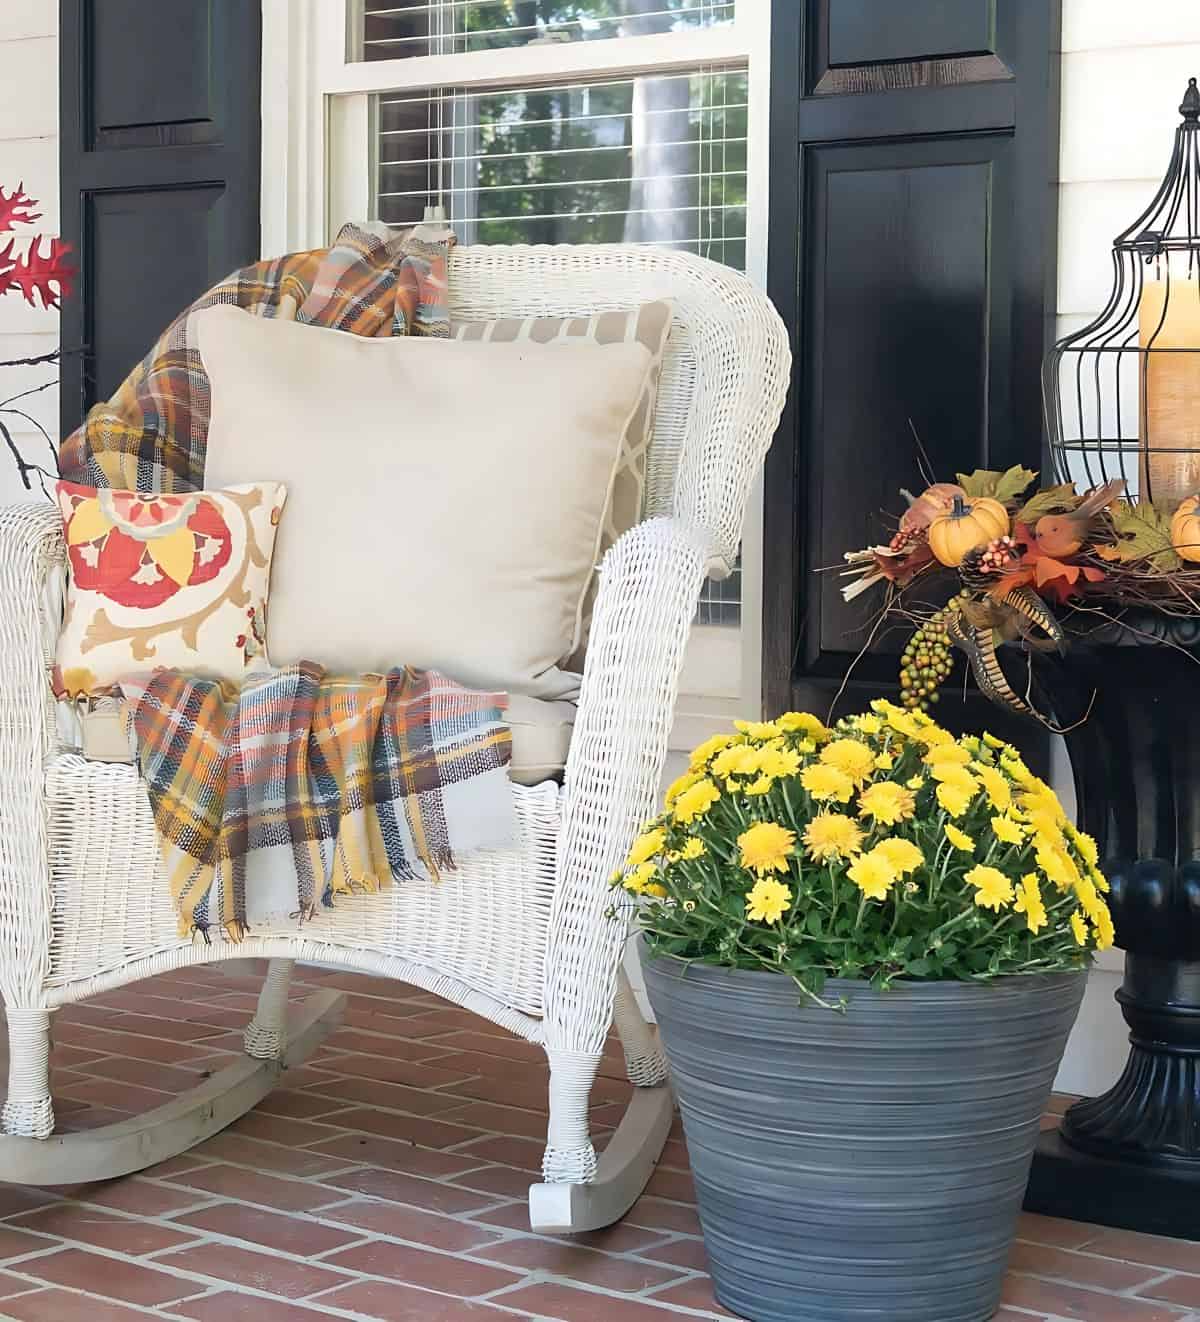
[59,0,262,435]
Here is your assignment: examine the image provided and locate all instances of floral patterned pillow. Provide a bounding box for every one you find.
[54,481,286,698]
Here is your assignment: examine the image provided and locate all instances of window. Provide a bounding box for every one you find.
[356,1,735,60]
[266,0,766,711]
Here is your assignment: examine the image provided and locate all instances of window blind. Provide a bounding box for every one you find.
[375,69,748,269]
[360,0,735,60]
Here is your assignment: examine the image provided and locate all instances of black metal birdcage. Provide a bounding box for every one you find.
[1044,78,1200,506]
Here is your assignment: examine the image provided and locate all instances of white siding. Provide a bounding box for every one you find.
[0,0,59,508]
[1051,0,1200,1098]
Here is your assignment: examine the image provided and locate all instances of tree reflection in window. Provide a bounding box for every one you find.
[362,0,735,59]
[376,70,747,270]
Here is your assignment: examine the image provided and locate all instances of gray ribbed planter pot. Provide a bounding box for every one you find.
[641,940,1086,1322]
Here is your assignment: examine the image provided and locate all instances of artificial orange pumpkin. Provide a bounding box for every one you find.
[1171,494,1200,562]
[928,495,1010,567]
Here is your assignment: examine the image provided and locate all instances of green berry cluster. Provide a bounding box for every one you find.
[899,605,956,711]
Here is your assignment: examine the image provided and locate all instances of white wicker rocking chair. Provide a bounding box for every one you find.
[0,244,790,1232]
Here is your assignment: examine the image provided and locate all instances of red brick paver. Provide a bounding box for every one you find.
[0,962,1197,1321]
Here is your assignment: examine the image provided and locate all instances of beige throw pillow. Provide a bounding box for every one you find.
[197,305,654,699]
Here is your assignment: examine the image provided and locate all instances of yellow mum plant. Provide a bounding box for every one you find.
[613,701,1112,1004]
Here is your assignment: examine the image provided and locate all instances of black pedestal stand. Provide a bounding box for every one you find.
[1024,616,1200,1240]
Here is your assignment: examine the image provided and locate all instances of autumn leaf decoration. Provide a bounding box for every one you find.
[0,182,74,310]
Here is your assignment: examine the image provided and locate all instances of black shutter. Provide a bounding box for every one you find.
[763,0,1061,753]
[59,0,262,436]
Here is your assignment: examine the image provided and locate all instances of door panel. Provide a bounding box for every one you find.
[60,0,261,436]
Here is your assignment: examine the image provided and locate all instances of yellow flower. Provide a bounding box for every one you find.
[1068,826,1099,869]
[886,710,922,739]
[874,752,895,770]
[758,746,801,779]
[1092,904,1115,951]
[1018,781,1065,826]
[991,814,1025,846]
[626,827,666,868]
[854,713,883,735]
[1036,834,1079,892]
[847,852,896,901]
[914,724,954,748]
[1070,910,1088,946]
[977,765,1012,812]
[624,862,658,894]
[936,779,976,818]
[858,781,916,825]
[644,882,668,899]
[712,743,761,779]
[924,743,972,768]
[745,877,793,924]
[673,778,721,824]
[820,738,877,786]
[738,821,796,875]
[874,837,924,877]
[905,775,925,791]
[735,719,781,741]
[983,731,1011,752]
[668,837,707,864]
[803,812,864,863]
[929,760,977,785]
[689,733,732,770]
[777,711,831,741]
[967,864,1014,912]
[745,774,775,796]
[1014,873,1048,933]
[664,768,702,806]
[1000,753,1037,789]
[801,763,855,804]
[944,823,976,852]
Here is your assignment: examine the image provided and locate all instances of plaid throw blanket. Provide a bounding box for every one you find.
[119,665,515,940]
[59,222,452,492]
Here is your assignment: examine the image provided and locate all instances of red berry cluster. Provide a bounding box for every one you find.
[978,535,1019,573]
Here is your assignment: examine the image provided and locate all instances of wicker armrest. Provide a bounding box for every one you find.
[0,501,64,1005]
[543,515,712,1056]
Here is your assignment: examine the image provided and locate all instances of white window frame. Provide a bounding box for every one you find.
[259,0,772,743]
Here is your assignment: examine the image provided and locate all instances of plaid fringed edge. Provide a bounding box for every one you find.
[59,223,454,493]
[119,665,514,941]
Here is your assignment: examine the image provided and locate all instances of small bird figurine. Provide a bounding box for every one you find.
[1033,479,1125,558]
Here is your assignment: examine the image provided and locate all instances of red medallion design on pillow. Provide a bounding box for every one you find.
[54,481,286,697]
[60,487,235,609]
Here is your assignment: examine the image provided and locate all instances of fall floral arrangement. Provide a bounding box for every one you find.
[838,463,1200,719]
[614,703,1112,1006]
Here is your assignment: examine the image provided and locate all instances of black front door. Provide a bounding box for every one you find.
[59,0,262,435]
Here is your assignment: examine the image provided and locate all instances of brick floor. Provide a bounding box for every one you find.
[0,963,1193,1320]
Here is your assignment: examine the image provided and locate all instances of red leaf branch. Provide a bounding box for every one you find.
[0,235,74,309]
[0,182,40,234]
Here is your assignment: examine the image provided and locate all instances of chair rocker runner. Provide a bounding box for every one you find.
[0,244,790,1230]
